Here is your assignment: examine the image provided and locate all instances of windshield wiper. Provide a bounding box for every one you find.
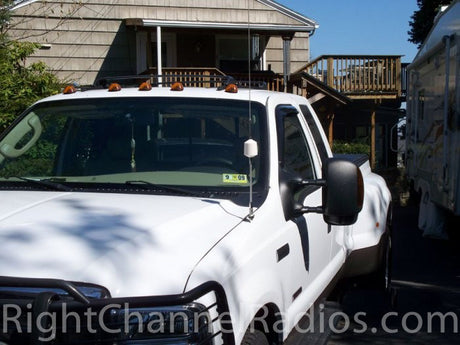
[9,177,72,192]
[125,180,202,197]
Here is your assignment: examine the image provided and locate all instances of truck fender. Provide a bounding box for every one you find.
[186,266,285,345]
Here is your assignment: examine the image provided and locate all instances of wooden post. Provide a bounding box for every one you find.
[301,77,307,98]
[328,113,335,148]
[327,57,334,87]
[395,56,402,97]
[203,70,210,88]
[370,108,376,170]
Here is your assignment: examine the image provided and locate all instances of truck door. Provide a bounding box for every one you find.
[298,103,349,263]
[275,104,336,285]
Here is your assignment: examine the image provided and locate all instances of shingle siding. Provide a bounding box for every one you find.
[10,0,314,85]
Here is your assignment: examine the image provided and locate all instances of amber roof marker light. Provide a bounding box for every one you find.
[108,83,122,92]
[170,82,184,91]
[63,85,77,94]
[138,81,152,91]
[224,83,238,93]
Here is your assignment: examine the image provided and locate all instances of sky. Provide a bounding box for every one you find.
[277,0,420,63]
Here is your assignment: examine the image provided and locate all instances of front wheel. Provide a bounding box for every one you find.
[241,329,269,345]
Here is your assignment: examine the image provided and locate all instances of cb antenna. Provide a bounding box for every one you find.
[244,0,258,221]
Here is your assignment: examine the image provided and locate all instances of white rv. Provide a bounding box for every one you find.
[406,0,460,237]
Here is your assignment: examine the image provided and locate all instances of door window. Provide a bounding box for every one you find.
[282,112,316,180]
[299,104,329,164]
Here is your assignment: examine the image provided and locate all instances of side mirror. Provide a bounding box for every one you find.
[279,158,364,225]
[322,158,364,225]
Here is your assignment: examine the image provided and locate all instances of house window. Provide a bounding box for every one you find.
[216,35,261,72]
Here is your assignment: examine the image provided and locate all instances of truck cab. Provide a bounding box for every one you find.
[0,79,391,345]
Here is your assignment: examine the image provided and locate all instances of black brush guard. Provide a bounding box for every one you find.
[0,276,234,345]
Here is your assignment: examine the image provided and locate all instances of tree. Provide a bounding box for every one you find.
[0,1,14,43]
[0,1,62,132]
[0,41,61,132]
[408,0,452,47]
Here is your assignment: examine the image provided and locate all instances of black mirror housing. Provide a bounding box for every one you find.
[278,158,364,224]
[322,158,364,225]
[279,168,304,221]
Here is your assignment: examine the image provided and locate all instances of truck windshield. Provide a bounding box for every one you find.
[0,97,267,194]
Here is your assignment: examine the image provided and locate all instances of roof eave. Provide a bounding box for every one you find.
[257,0,319,28]
[125,19,315,32]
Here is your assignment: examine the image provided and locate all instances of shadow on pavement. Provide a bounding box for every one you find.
[328,205,460,344]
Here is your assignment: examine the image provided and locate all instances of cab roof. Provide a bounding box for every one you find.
[36,82,299,106]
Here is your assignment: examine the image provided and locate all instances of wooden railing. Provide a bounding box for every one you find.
[143,59,404,99]
[229,72,285,92]
[143,68,285,91]
[144,67,226,87]
[301,55,402,98]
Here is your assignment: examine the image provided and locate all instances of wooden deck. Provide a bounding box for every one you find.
[299,55,403,100]
[144,55,404,102]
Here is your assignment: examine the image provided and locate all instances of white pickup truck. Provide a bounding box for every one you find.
[0,78,391,345]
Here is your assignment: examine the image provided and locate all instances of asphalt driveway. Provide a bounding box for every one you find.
[328,204,460,344]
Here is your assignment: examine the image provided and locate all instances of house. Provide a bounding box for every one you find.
[10,0,318,86]
[9,1,406,169]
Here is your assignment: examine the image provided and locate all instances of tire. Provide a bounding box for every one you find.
[241,329,269,345]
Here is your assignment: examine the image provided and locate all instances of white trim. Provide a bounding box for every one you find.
[257,0,319,28]
[135,19,315,32]
[156,26,162,86]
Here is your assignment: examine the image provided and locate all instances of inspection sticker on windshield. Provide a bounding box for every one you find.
[223,174,248,184]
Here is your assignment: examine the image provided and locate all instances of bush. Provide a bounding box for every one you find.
[0,41,61,133]
[332,140,370,155]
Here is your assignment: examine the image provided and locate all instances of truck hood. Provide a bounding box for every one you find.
[0,191,245,297]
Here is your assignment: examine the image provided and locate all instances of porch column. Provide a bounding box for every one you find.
[282,35,292,92]
[156,26,162,87]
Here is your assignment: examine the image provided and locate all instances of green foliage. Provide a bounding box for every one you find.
[0,40,61,133]
[332,140,370,155]
[408,0,452,47]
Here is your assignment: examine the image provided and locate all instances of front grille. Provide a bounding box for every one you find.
[0,277,234,345]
